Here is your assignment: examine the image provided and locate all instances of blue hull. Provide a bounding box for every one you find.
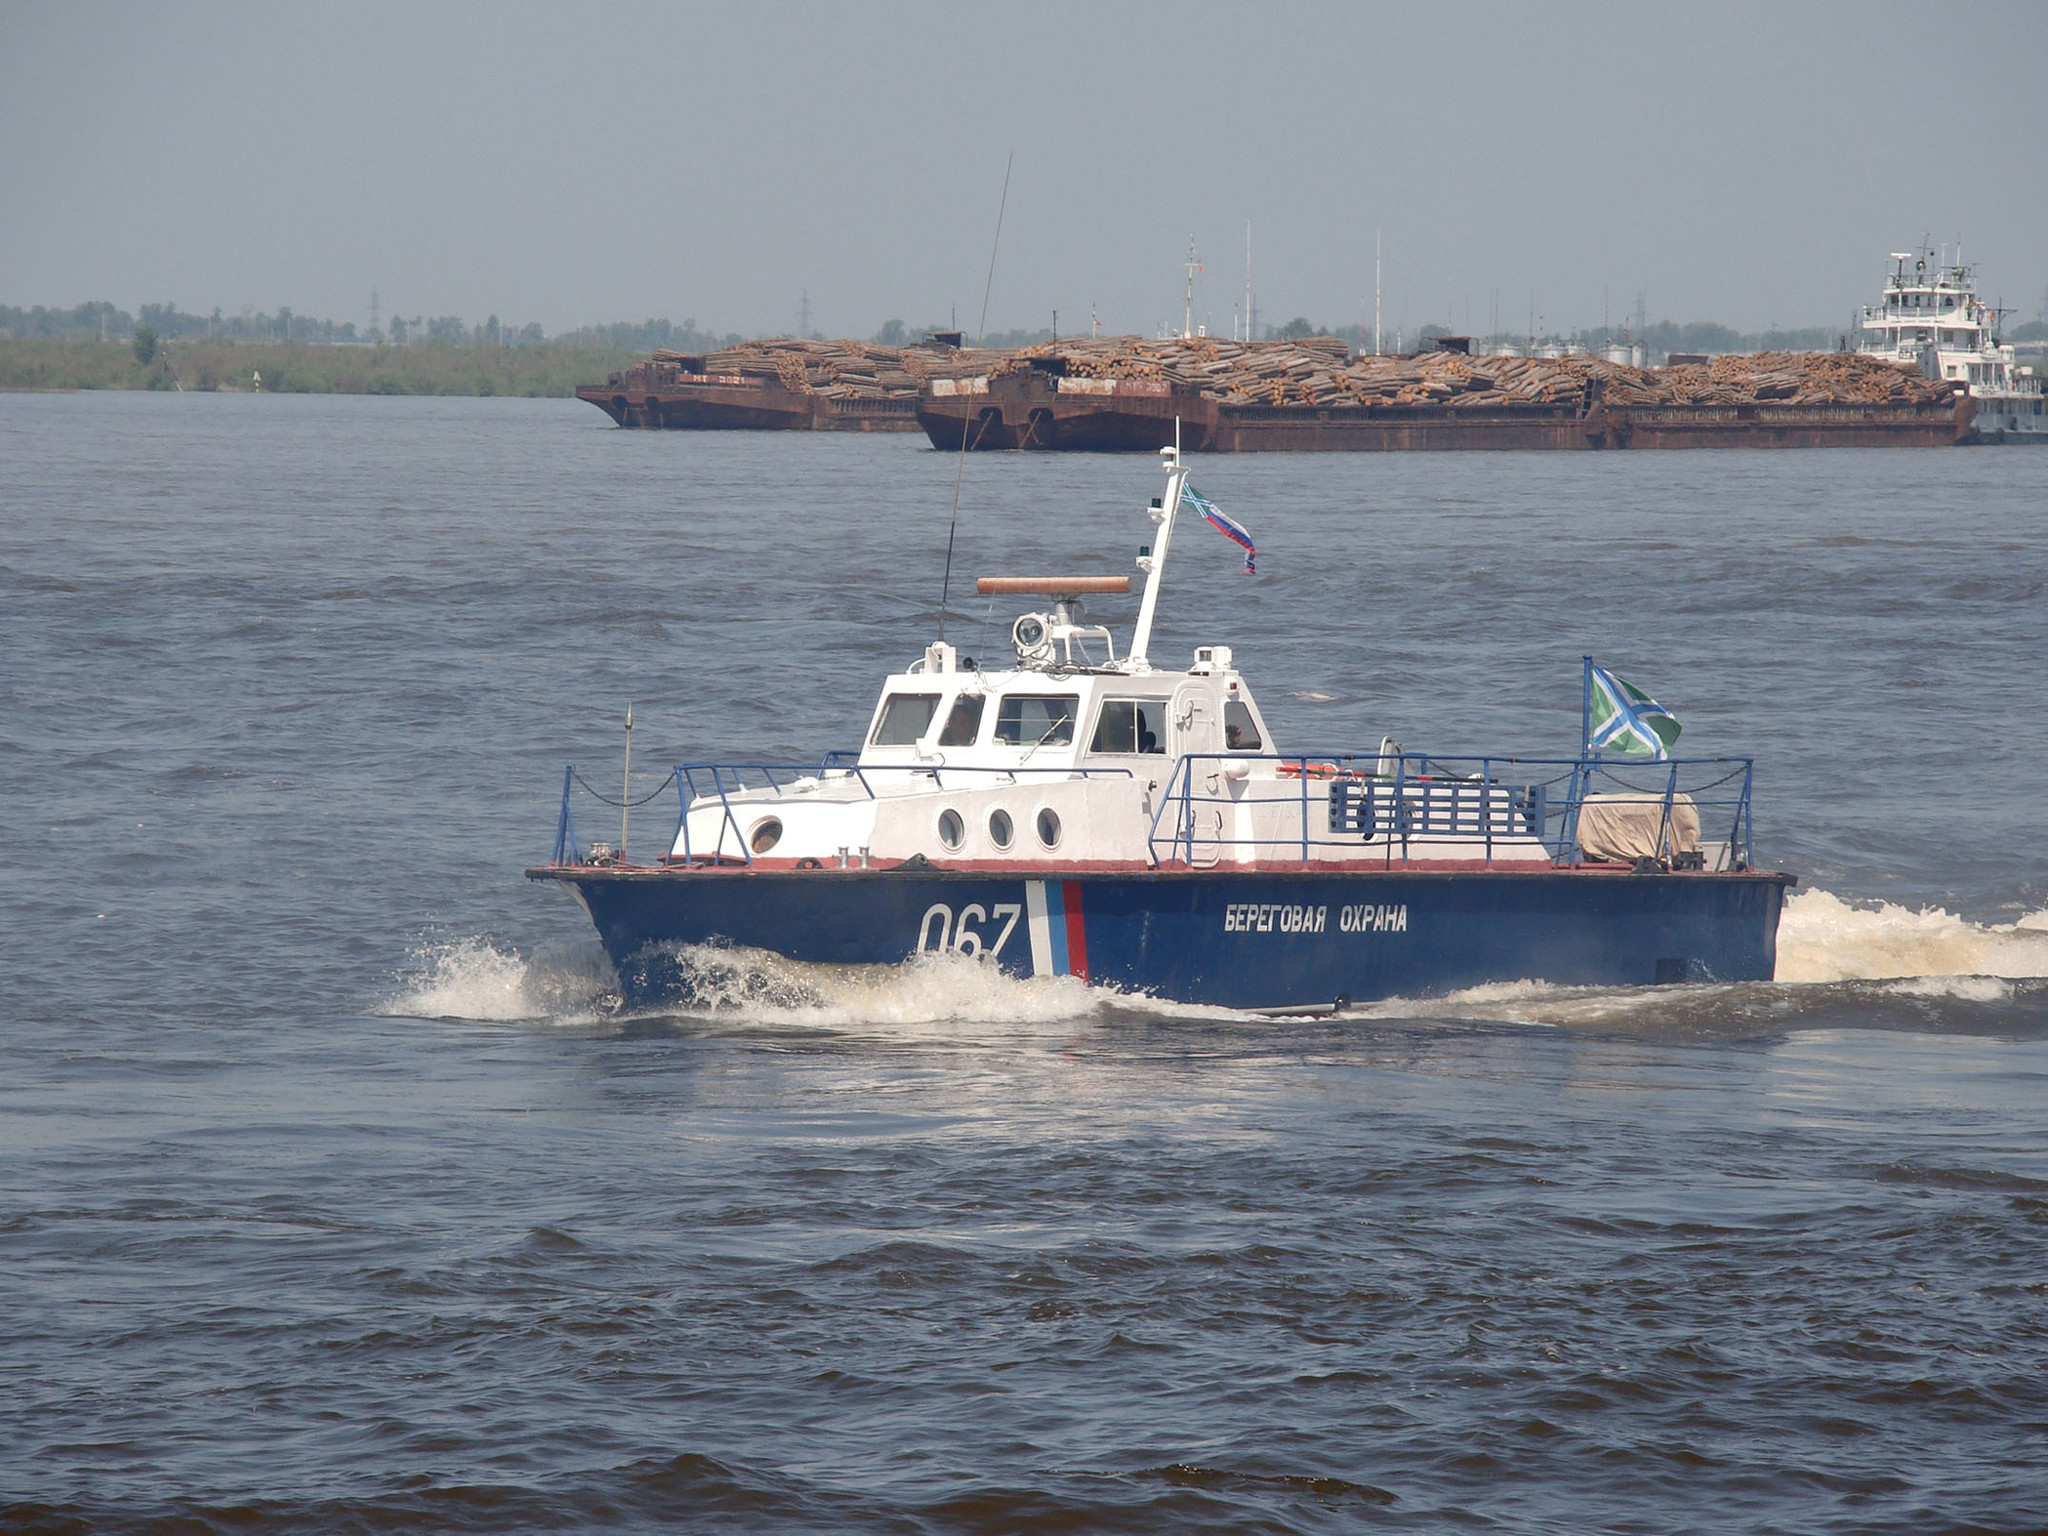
[529,866,1792,1011]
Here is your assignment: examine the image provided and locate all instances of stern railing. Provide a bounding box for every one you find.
[1146,752,1755,869]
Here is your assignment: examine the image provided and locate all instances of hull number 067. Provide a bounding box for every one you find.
[917,902,1021,958]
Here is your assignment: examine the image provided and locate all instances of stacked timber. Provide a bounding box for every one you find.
[620,337,1952,411]
[1644,351,1952,407]
[636,338,994,399]
[986,338,1954,411]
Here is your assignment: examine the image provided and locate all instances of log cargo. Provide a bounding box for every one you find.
[916,339,1972,451]
[578,335,1971,448]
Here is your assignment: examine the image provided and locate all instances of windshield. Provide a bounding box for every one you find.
[870,693,940,746]
[1091,699,1165,754]
[937,693,985,746]
[994,693,1079,747]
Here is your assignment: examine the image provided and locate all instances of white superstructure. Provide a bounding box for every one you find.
[1858,248,2046,443]
[663,446,1562,872]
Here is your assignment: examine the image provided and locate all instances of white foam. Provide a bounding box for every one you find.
[1880,974,2016,1003]
[1775,888,2048,983]
[380,934,1101,1030]
[1348,977,1639,1027]
[649,942,1098,1029]
[380,935,615,1023]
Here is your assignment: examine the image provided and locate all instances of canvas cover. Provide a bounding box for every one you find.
[1577,791,1701,863]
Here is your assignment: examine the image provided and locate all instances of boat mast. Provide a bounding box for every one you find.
[1128,438,1189,669]
[1374,230,1382,357]
[1244,221,1252,343]
[620,702,633,858]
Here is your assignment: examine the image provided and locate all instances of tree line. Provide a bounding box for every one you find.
[0,303,745,353]
[16,300,2028,357]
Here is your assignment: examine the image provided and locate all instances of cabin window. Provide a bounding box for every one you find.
[1223,700,1263,751]
[870,692,940,746]
[994,693,1079,747]
[988,808,1013,849]
[1035,807,1062,848]
[1090,699,1165,754]
[936,809,965,850]
[749,817,783,855]
[937,692,985,746]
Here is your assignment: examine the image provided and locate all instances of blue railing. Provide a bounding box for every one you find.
[1146,752,1754,869]
[546,762,690,868]
[550,755,1136,868]
[551,765,580,866]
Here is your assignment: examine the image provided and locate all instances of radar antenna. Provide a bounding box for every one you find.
[935,152,1013,644]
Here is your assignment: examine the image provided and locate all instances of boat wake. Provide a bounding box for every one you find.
[382,887,2048,1035]
[379,935,623,1024]
[1348,888,2048,1033]
[1773,887,2048,982]
[379,936,1097,1030]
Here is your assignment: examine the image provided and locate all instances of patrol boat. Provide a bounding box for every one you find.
[529,448,1791,1012]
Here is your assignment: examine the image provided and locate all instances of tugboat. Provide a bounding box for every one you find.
[529,447,1791,1012]
[1859,246,2048,444]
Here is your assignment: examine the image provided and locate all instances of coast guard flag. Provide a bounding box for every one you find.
[1182,485,1256,574]
[1585,661,1681,759]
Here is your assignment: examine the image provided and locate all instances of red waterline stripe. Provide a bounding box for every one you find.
[1061,881,1088,979]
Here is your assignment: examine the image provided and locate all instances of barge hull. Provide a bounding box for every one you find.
[917,389,1973,452]
[530,864,1790,1011]
[574,383,924,432]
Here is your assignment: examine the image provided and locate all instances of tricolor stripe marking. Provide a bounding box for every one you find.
[1026,880,1087,979]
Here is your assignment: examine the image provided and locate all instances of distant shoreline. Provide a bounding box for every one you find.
[0,337,640,397]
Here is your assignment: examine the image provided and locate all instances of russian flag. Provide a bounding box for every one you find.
[1182,485,1255,574]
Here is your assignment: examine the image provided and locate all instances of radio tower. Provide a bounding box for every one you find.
[1182,235,1203,340]
[369,288,379,335]
[798,290,812,340]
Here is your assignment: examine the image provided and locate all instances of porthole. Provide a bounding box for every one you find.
[1035,807,1062,848]
[749,817,783,855]
[937,808,965,850]
[988,808,1014,849]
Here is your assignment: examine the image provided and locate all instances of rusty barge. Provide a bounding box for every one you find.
[578,335,1972,449]
[576,337,978,433]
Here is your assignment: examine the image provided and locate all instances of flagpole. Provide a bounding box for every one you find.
[1567,657,1595,863]
[1128,432,1187,670]
[1580,655,1593,758]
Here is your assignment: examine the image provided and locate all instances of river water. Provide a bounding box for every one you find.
[4,391,2047,1532]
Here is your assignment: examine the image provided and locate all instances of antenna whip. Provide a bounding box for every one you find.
[938,150,1012,642]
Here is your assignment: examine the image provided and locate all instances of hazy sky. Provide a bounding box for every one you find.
[5,1,2045,339]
